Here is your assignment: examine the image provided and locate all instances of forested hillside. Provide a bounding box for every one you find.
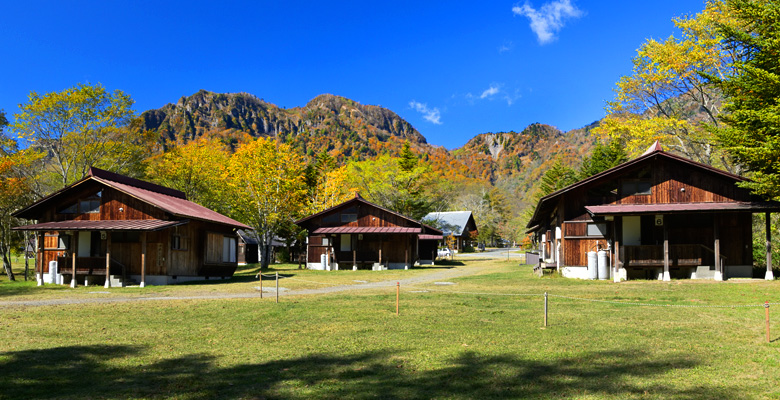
[141,90,429,158]
[141,90,597,208]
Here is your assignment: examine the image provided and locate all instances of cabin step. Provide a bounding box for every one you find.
[108,275,138,287]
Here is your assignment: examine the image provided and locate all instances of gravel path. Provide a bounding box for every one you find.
[0,265,481,308]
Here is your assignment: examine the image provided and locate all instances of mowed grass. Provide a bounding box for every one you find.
[2,259,780,399]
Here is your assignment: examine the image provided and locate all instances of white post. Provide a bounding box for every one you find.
[766,212,774,280]
[662,224,670,282]
[70,233,78,288]
[713,218,723,281]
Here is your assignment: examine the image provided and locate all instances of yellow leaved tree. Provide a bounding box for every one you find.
[226,138,308,268]
[146,138,231,216]
[595,0,741,171]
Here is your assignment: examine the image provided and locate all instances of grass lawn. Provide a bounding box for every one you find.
[1,258,779,399]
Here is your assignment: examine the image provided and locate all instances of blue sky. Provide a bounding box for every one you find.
[2,0,707,149]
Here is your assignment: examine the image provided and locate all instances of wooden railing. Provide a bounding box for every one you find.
[622,244,715,267]
[56,256,125,278]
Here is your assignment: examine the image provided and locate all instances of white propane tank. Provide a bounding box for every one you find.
[587,251,598,280]
[320,253,328,270]
[597,250,609,280]
[48,261,58,284]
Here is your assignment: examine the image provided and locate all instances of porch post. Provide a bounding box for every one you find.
[662,224,670,281]
[140,231,147,287]
[70,232,78,288]
[714,217,723,281]
[404,235,409,270]
[37,231,44,286]
[104,232,112,288]
[613,239,621,283]
[766,212,774,280]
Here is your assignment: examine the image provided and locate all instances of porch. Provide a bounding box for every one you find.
[54,256,129,285]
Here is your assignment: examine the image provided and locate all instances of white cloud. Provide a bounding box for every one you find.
[498,41,513,53]
[512,0,583,44]
[503,89,522,106]
[480,85,500,99]
[409,100,442,125]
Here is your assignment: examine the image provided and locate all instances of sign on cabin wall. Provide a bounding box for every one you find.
[655,215,664,226]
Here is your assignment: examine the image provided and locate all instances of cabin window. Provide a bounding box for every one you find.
[80,199,100,213]
[586,223,607,237]
[58,203,78,214]
[622,181,652,196]
[322,214,339,224]
[222,236,237,263]
[341,213,357,223]
[171,235,188,251]
[321,237,330,246]
[206,233,236,264]
[57,234,70,250]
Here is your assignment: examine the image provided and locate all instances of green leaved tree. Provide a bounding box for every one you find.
[11,83,154,195]
[709,0,780,200]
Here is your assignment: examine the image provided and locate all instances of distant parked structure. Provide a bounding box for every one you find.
[526,142,780,281]
[422,211,478,252]
[295,194,442,270]
[13,167,249,287]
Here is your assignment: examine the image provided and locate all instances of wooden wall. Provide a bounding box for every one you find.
[37,221,238,277]
[41,183,165,223]
[307,233,417,265]
[307,201,418,229]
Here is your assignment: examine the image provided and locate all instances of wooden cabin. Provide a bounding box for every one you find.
[13,167,250,287]
[237,230,259,265]
[295,194,443,270]
[526,142,780,281]
[422,211,478,252]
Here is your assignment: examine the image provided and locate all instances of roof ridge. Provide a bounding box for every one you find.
[88,167,187,199]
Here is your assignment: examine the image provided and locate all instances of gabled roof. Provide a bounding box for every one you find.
[295,193,442,235]
[526,142,751,229]
[14,167,249,230]
[422,211,477,237]
[12,219,188,232]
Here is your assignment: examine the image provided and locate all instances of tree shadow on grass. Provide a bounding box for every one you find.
[0,345,739,400]
[433,260,466,266]
[0,282,69,298]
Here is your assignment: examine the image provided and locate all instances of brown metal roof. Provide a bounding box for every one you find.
[296,193,423,227]
[12,219,188,231]
[92,175,249,229]
[586,201,780,216]
[527,145,750,229]
[13,167,250,230]
[419,234,444,240]
[313,227,421,234]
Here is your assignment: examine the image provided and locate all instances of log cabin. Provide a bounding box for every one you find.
[295,194,443,270]
[526,142,780,281]
[422,211,478,252]
[13,167,250,287]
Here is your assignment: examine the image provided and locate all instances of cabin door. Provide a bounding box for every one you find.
[622,216,641,246]
[77,231,102,257]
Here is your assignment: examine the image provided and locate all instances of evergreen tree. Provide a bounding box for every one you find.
[539,158,577,196]
[398,141,417,172]
[711,0,780,199]
[578,139,628,179]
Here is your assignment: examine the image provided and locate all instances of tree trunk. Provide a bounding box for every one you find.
[23,231,30,281]
[1,240,15,281]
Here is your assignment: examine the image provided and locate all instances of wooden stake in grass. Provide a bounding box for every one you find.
[276,272,279,304]
[396,282,400,316]
[544,292,548,327]
[766,301,770,343]
[260,272,263,299]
